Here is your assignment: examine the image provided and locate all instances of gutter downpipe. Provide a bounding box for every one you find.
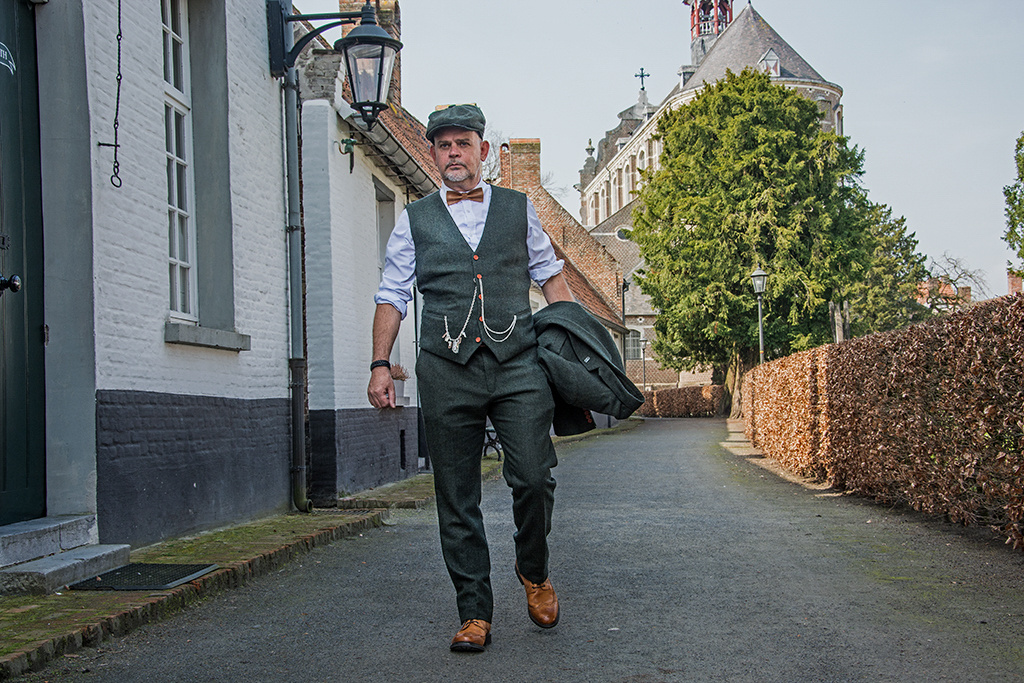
[284,13,312,513]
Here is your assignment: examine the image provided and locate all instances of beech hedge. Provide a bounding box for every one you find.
[638,385,725,418]
[743,294,1024,549]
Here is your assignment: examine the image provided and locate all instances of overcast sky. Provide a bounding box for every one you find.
[299,0,1024,296]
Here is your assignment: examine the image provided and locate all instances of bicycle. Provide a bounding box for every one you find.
[482,426,502,461]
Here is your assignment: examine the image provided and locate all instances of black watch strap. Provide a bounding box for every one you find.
[370,359,391,371]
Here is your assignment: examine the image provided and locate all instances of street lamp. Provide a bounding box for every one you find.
[267,0,402,126]
[750,267,768,364]
[640,338,649,390]
[267,1,402,512]
[620,277,630,362]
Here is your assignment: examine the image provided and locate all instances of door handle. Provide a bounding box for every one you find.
[0,273,21,296]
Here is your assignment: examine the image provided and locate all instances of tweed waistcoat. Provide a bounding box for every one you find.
[408,186,536,365]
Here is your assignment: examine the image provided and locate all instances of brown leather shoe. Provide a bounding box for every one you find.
[516,563,559,628]
[450,619,491,652]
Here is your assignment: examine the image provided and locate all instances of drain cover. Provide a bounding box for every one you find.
[70,563,218,591]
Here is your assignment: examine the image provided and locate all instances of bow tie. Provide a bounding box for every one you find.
[446,187,485,205]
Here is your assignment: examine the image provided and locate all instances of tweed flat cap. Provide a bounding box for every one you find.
[425,104,486,141]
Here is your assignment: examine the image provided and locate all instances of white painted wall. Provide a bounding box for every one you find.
[302,101,418,412]
[83,0,290,399]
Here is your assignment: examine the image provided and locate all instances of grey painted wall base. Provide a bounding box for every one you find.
[309,407,419,505]
[96,390,291,547]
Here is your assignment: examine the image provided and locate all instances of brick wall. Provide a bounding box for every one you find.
[1010,272,1023,295]
[309,407,418,503]
[498,139,623,317]
[96,391,291,547]
[86,0,290,400]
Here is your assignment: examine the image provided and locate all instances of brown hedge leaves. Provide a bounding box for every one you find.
[637,385,726,418]
[743,294,1024,549]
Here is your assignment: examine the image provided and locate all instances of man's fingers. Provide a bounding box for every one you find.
[367,377,397,409]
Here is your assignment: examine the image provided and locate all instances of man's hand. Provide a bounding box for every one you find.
[367,303,403,409]
[368,367,397,409]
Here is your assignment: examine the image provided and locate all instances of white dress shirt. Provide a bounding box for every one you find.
[374,181,564,319]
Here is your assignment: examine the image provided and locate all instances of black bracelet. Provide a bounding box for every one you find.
[370,359,391,371]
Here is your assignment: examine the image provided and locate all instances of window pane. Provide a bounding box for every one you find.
[169,263,177,310]
[178,215,189,261]
[170,0,181,34]
[176,162,187,210]
[166,158,175,205]
[179,266,190,314]
[172,39,183,91]
[175,111,185,158]
[168,210,176,257]
[163,33,172,85]
[164,106,173,153]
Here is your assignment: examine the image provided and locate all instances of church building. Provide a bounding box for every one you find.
[577,1,844,389]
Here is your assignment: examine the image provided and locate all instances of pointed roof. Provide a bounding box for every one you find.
[664,4,832,103]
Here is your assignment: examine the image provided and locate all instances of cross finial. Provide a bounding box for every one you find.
[635,67,650,90]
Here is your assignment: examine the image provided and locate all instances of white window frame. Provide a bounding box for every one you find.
[163,0,198,321]
[625,329,643,361]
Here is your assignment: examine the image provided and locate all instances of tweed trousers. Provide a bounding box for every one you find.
[416,344,558,623]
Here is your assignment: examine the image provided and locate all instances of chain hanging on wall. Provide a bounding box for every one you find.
[97,0,124,187]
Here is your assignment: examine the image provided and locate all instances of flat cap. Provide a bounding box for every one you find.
[425,104,486,142]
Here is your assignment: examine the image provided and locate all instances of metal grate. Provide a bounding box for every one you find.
[70,563,218,591]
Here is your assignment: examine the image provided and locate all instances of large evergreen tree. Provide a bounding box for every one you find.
[631,69,868,399]
[1004,131,1024,275]
[847,202,931,335]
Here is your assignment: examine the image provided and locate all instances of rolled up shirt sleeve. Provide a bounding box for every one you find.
[373,209,416,319]
[526,198,564,285]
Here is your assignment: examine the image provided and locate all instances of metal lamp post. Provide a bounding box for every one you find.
[267,1,402,512]
[750,267,768,364]
[620,277,630,363]
[640,338,649,390]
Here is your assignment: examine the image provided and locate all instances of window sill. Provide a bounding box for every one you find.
[165,322,251,351]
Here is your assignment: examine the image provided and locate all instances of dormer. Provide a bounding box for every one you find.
[757,48,780,77]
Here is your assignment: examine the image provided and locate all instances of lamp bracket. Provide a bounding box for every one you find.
[267,1,365,77]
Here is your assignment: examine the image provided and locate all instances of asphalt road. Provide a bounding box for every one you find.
[25,419,1024,682]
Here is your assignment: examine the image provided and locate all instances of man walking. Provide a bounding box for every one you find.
[367,104,572,652]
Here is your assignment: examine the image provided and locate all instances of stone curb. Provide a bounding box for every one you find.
[0,511,387,680]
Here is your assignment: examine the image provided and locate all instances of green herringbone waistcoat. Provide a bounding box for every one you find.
[408,186,536,365]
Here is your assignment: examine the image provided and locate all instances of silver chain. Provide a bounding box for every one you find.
[442,276,517,354]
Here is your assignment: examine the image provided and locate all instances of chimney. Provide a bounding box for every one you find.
[1010,271,1023,295]
[503,139,543,192]
[338,0,402,108]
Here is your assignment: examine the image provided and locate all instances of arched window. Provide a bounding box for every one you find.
[615,168,624,210]
[603,180,611,219]
[590,194,599,226]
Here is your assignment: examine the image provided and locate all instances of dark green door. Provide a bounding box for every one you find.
[0,0,46,525]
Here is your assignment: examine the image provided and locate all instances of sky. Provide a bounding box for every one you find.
[298,0,1024,296]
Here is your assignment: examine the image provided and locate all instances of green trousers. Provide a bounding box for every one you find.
[417,345,557,623]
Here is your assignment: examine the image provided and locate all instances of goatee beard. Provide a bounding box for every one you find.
[443,166,471,184]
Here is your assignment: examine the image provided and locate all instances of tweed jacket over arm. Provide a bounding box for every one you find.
[533,301,645,436]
